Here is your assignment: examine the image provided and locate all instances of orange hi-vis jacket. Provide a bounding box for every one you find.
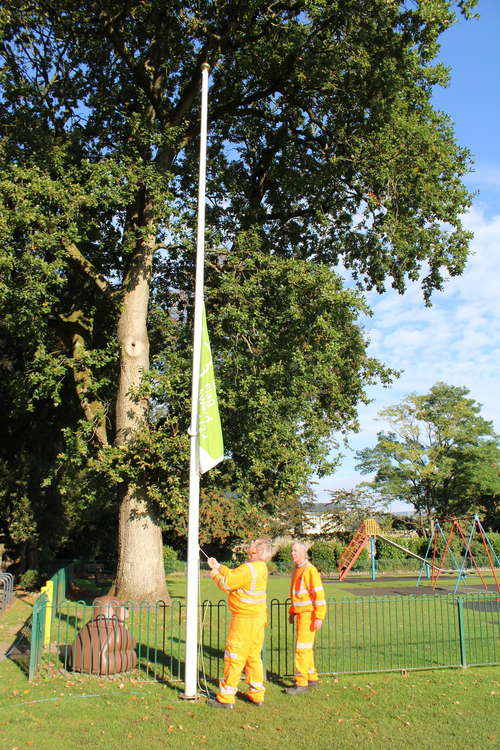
[289,561,326,620]
[211,561,268,618]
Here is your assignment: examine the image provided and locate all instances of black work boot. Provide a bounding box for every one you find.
[285,684,309,695]
[206,697,234,709]
[246,696,264,707]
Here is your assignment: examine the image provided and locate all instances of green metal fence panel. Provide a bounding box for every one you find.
[49,598,185,682]
[28,585,499,683]
[37,562,75,653]
[29,594,47,680]
[42,597,226,684]
[459,592,500,666]
[268,598,294,678]
[267,593,499,677]
[199,599,229,684]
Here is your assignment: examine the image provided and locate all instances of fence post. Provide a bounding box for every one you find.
[29,594,47,680]
[456,596,467,668]
[40,579,54,647]
[370,537,376,581]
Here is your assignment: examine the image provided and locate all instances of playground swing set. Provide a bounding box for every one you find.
[337,514,500,599]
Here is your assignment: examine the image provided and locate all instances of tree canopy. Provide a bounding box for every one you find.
[356,383,500,520]
[0,1,477,597]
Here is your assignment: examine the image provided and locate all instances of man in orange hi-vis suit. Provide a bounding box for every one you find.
[206,538,272,709]
[286,540,326,694]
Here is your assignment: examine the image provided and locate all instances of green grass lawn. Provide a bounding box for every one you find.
[0,594,499,750]
[1,582,500,750]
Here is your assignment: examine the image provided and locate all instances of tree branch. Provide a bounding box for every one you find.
[62,239,114,296]
[58,310,109,448]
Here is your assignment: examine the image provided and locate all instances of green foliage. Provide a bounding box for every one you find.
[18,569,40,591]
[0,2,477,572]
[376,538,406,560]
[375,536,424,560]
[486,532,500,556]
[273,544,293,564]
[355,546,369,566]
[404,537,429,557]
[162,490,270,554]
[309,540,344,573]
[356,383,500,518]
[266,560,279,575]
[272,544,293,572]
[162,545,180,574]
[468,539,492,561]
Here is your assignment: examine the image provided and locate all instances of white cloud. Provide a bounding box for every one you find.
[319,204,500,504]
[466,163,500,194]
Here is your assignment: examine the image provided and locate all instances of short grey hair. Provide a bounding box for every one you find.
[291,540,308,553]
[252,538,273,562]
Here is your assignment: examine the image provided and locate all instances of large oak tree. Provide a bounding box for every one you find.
[356,383,500,519]
[0,1,476,599]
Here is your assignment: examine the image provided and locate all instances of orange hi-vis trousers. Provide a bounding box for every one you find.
[216,615,266,705]
[294,611,318,687]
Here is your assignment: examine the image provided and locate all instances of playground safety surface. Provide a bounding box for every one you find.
[342,584,500,597]
[331,577,500,600]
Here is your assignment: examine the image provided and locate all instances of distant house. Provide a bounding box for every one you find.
[301,504,417,537]
[302,503,345,535]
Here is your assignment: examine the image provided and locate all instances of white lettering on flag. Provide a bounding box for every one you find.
[198,304,224,473]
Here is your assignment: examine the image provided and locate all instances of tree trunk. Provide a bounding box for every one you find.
[111,231,171,603]
[111,483,170,603]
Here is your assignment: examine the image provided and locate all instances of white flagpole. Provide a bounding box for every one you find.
[185,61,210,700]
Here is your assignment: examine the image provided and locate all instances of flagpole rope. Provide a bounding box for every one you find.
[197,556,212,698]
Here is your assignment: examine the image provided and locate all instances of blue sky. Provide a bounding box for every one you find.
[316,0,500,509]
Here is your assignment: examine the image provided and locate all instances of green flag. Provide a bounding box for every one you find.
[198,304,224,473]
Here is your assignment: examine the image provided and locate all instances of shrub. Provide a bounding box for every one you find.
[487,532,500,557]
[401,536,426,555]
[273,544,293,572]
[466,535,500,564]
[376,536,426,560]
[355,545,370,565]
[163,545,180,573]
[376,537,406,560]
[19,569,41,591]
[266,561,278,575]
[273,543,292,562]
[309,541,339,573]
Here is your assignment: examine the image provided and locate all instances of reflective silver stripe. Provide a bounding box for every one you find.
[294,599,312,606]
[224,650,239,659]
[249,682,264,690]
[296,642,313,649]
[239,588,266,597]
[295,586,308,595]
[235,562,266,605]
[313,586,324,593]
[314,600,326,606]
[220,684,237,695]
[245,562,257,590]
